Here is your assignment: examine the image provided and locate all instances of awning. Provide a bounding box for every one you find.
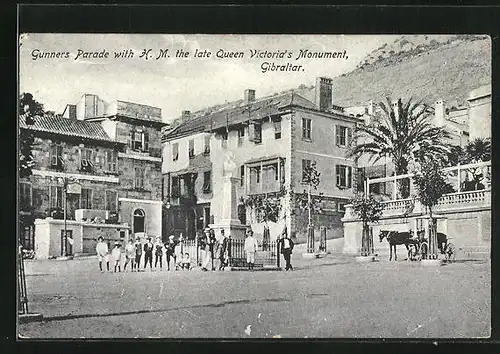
[244,154,284,165]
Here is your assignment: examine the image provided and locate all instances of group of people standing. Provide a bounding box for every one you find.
[95,226,295,273]
[95,235,183,273]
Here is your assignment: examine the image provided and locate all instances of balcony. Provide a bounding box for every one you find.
[344,189,491,222]
[380,189,490,216]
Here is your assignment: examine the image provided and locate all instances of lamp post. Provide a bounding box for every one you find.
[54,175,78,257]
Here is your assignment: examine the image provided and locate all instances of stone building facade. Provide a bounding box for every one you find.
[19,95,165,257]
[163,78,362,242]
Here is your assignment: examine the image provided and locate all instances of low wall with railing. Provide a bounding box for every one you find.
[342,189,491,259]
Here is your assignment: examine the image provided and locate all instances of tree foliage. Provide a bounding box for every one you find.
[412,159,455,216]
[445,137,491,189]
[291,161,323,222]
[350,193,385,256]
[350,193,385,225]
[241,186,287,224]
[347,97,451,175]
[19,93,44,178]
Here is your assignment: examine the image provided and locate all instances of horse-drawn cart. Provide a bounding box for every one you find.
[379,215,455,262]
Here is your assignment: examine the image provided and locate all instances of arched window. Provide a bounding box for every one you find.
[133,209,145,233]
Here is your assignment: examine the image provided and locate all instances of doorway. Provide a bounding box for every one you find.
[133,209,145,234]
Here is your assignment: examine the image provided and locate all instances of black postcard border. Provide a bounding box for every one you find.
[4,3,500,352]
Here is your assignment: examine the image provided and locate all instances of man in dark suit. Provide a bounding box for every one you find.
[279,232,294,271]
[143,237,154,270]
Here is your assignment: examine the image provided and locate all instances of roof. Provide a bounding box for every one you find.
[166,90,340,140]
[468,84,491,101]
[19,115,117,143]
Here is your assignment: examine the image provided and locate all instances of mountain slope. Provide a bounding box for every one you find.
[330,36,491,107]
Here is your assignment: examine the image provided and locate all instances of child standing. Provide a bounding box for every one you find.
[96,236,109,273]
[134,238,143,271]
[154,237,164,269]
[111,243,122,272]
[124,239,135,271]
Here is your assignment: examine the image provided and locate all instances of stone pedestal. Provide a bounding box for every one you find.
[210,176,247,240]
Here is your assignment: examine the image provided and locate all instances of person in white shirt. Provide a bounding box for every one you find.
[123,239,136,271]
[244,229,258,271]
[279,232,295,271]
[111,243,122,272]
[96,236,109,273]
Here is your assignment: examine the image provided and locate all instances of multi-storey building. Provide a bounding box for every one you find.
[162,78,363,241]
[19,95,165,257]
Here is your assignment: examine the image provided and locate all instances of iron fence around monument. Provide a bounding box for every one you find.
[227,237,281,268]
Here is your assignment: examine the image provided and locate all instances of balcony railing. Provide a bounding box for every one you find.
[381,189,490,215]
[434,189,491,210]
[344,189,491,222]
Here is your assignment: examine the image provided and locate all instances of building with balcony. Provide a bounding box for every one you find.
[162,78,363,241]
[19,95,166,258]
[343,87,485,200]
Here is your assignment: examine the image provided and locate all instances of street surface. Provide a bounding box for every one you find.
[18,250,490,338]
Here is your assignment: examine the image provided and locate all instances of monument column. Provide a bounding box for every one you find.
[210,152,247,241]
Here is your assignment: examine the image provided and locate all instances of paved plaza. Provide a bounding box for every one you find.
[18,250,490,339]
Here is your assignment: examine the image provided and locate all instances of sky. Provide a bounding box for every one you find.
[19,34,393,122]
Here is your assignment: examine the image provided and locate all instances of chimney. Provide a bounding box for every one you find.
[368,100,374,116]
[244,89,256,104]
[315,77,333,111]
[181,110,191,121]
[68,104,77,119]
[392,100,400,120]
[434,100,446,127]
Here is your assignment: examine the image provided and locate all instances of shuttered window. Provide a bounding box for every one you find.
[336,165,353,188]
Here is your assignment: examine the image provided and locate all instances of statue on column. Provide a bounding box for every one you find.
[223,151,237,177]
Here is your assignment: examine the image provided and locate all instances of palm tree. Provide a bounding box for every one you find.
[347,97,451,197]
[465,138,491,162]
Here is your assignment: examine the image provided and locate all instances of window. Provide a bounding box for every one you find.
[237,127,245,146]
[249,122,262,143]
[134,168,145,189]
[105,190,117,212]
[255,166,261,183]
[171,176,180,198]
[19,182,32,208]
[254,123,262,143]
[203,171,212,193]
[203,135,210,155]
[50,186,63,208]
[302,118,312,140]
[80,188,92,209]
[274,119,282,139]
[50,144,64,169]
[338,202,346,212]
[172,143,179,161]
[106,150,117,172]
[336,165,353,188]
[80,148,94,172]
[130,130,149,152]
[188,139,195,159]
[221,132,228,148]
[335,125,352,147]
[302,159,312,182]
[240,165,245,186]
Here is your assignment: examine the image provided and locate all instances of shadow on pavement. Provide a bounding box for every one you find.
[39,297,292,323]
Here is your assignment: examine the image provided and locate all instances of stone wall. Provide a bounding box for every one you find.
[34,218,130,259]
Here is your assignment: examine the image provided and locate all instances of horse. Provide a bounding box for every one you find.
[379,230,420,261]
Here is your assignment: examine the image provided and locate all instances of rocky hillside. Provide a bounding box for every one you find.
[168,35,490,130]
[331,35,491,107]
